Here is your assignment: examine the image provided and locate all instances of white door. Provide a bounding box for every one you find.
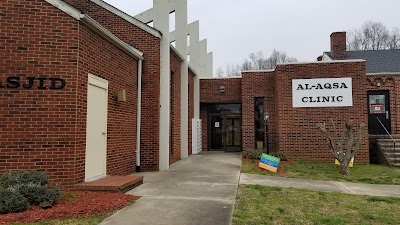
[85,74,108,182]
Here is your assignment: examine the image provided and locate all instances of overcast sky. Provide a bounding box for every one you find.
[104,0,400,75]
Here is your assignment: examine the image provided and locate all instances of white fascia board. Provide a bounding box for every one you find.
[170,45,185,61]
[45,0,82,19]
[242,69,275,73]
[134,8,154,24]
[81,16,144,60]
[278,59,365,66]
[90,0,161,38]
[200,76,242,80]
[188,65,198,77]
[367,72,400,76]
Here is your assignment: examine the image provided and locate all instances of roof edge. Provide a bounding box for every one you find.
[170,45,185,62]
[278,59,365,66]
[367,72,400,76]
[200,76,242,80]
[81,15,144,60]
[242,69,275,73]
[90,0,162,38]
[44,0,143,60]
[188,65,198,77]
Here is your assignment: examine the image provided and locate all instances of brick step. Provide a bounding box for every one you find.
[75,175,143,193]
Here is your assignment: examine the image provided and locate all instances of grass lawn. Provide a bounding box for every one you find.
[242,159,400,185]
[233,185,400,225]
[11,214,109,225]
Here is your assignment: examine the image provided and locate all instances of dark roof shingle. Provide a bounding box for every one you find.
[325,49,400,73]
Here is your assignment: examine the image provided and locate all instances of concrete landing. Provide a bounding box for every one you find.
[75,176,143,193]
[100,152,242,225]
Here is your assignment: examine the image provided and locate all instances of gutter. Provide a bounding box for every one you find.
[136,60,143,172]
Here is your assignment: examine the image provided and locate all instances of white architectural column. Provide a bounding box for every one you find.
[175,0,189,159]
[207,52,213,77]
[153,0,170,171]
[188,21,201,119]
[199,39,208,77]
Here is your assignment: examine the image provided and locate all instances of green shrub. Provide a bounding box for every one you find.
[270,152,288,161]
[0,171,48,189]
[0,188,29,214]
[38,188,61,208]
[243,149,264,159]
[13,183,46,204]
[0,171,60,213]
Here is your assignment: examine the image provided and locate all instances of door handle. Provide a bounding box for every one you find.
[102,132,107,135]
[386,111,389,120]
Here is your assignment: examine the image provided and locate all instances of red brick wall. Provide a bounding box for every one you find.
[188,70,195,155]
[241,72,277,151]
[331,32,346,59]
[170,52,182,164]
[76,24,138,183]
[0,0,80,187]
[274,61,369,163]
[200,78,242,103]
[199,78,242,151]
[0,0,139,188]
[65,0,162,171]
[366,76,400,133]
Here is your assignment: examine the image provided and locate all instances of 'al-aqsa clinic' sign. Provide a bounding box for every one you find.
[292,78,353,108]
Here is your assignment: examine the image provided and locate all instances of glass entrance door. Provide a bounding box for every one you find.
[224,116,241,152]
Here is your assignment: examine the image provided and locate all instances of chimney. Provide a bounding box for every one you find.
[330,32,346,59]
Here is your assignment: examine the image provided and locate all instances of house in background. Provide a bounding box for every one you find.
[322,32,400,166]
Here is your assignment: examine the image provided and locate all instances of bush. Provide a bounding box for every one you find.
[243,149,264,160]
[0,171,48,189]
[0,171,60,213]
[38,188,61,208]
[0,188,29,214]
[270,152,288,161]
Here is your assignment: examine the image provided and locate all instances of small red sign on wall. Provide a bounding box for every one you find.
[370,104,385,114]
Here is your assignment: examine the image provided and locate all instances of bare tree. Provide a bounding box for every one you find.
[347,21,400,50]
[225,64,241,77]
[216,67,224,77]
[217,49,297,77]
[316,119,365,175]
[387,28,400,49]
[242,49,297,71]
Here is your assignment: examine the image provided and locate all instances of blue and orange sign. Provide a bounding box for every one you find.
[259,153,281,172]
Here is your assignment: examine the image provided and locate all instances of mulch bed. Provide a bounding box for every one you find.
[0,191,140,225]
[243,157,296,174]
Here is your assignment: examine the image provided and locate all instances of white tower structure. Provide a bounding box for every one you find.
[135,0,213,170]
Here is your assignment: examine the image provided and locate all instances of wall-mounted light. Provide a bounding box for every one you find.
[263,112,270,122]
[219,85,225,93]
[375,81,381,87]
[115,89,126,102]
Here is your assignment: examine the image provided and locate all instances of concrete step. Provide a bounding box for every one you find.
[75,175,143,193]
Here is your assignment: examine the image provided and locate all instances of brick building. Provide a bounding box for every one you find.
[0,0,209,188]
[200,32,400,165]
[2,1,399,189]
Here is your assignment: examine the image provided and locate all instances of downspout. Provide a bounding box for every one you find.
[136,59,143,172]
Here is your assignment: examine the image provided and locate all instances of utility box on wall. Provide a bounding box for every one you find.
[192,119,202,154]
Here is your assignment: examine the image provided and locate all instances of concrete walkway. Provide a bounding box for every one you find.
[100,152,242,225]
[240,173,400,197]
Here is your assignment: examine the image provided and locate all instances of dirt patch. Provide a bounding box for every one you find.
[0,191,140,225]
